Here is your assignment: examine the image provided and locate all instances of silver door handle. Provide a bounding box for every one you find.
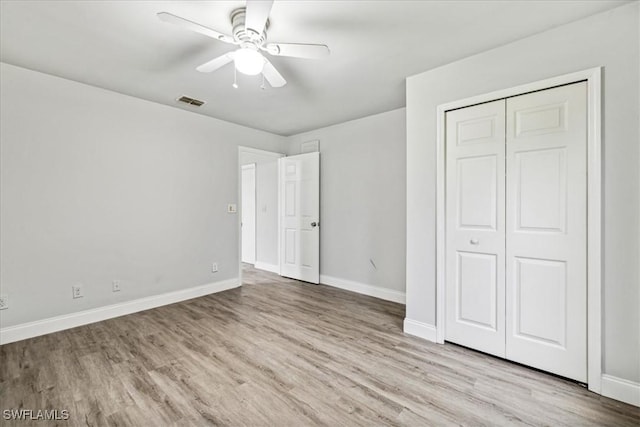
[470,239,479,245]
[311,222,318,228]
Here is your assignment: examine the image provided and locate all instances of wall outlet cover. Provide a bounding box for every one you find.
[112,280,121,292]
[0,295,8,310]
[72,285,83,299]
[212,262,219,273]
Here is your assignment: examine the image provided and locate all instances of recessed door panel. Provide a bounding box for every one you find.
[515,102,567,137]
[284,181,296,217]
[300,230,314,268]
[457,155,497,230]
[457,116,496,145]
[285,163,297,177]
[285,229,296,265]
[514,257,566,347]
[515,148,567,232]
[457,252,497,330]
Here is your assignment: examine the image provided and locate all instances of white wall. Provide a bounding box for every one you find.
[406,2,640,383]
[240,149,283,270]
[0,62,285,328]
[287,109,406,295]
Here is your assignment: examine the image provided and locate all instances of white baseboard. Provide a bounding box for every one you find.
[254,261,279,274]
[601,374,640,407]
[403,318,438,343]
[319,275,405,304]
[0,278,239,345]
[400,323,639,408]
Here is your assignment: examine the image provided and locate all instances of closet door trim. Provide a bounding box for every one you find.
[435,67,602,393]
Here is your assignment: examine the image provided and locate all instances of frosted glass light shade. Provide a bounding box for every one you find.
[234,48,265,76]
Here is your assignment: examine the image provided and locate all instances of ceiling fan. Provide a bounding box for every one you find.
[157,0,330,88]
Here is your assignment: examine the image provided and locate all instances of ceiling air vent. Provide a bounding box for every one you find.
[177,95,205,107]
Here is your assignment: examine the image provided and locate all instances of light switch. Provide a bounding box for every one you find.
[227,204,237,213]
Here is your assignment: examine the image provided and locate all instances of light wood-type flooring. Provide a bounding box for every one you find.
[1,265,638,426]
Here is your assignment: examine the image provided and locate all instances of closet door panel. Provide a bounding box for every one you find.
[505,82,587,382]
[445,100,506,358]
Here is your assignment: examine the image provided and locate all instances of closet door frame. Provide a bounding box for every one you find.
[435,67,602,393]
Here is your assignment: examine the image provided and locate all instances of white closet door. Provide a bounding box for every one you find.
[279,152,320,284]
[505,82,587,382]
[445,100,506,358]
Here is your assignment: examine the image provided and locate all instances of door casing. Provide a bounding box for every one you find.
[435,68,602,392]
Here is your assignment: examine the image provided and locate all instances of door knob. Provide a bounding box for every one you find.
[470,239,479,245]
[311,222,318,228]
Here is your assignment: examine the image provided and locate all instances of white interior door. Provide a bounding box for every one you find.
[445,100,506,357]
[505,82,587,382]
[241,163,256,264]
[279,152,320,283]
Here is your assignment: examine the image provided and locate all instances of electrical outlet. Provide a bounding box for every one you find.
[0,295,8,310]
[112,280,121,292]
[212,262,218,273]
[72,285,83,299]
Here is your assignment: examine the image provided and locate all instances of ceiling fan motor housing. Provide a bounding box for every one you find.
[231,8,268,46]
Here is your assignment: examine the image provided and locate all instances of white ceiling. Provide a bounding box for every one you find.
[0,0,628,136]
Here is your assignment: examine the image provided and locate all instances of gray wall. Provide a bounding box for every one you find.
[406,2,639,382]
[287,109,407,293]
[0,62,285,327]
[240,150,283,269]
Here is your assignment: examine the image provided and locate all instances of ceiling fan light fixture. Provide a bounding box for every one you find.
[159,1,330,89]
[234,47,265,76]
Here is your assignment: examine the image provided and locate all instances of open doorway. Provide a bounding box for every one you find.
[238,147,284,281]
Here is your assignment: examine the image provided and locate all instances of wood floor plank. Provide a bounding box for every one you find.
[1,265,638,426]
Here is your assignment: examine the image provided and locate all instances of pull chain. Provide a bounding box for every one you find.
[232,67,238,89]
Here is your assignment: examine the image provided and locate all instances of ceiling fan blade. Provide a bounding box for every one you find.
[196,52,236,73]
[245,0,274,36]
[264,43,330,59]
[262,59,286,88]
[157,12,235,44]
